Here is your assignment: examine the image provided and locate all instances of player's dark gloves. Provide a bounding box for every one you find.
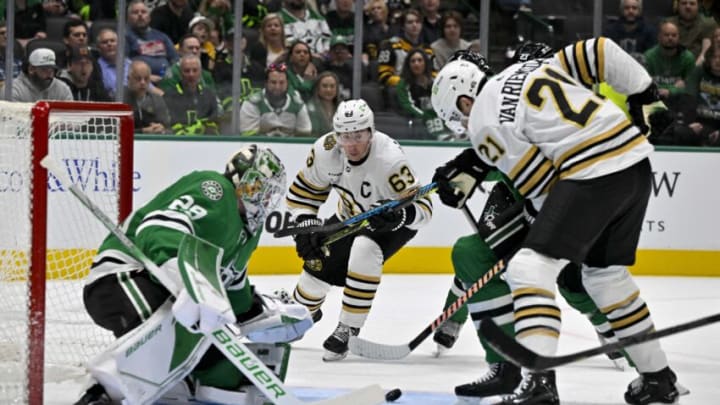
[432,148,491,209]
[627,82,659,135]
[367,201,416,233]
[293,215,326,261]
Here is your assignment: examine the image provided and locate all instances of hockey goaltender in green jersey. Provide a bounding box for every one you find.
[75,145,314,405]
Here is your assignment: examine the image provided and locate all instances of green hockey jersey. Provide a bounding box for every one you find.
[89,170,260,312]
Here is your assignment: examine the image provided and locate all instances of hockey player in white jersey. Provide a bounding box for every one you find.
[286,99,432,361]
[431,38,683,405]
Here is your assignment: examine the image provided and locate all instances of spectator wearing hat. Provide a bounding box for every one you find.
[188,15,217,71]
[126,0,179,83]
[4,48,72,102]
[322,34,356,100]
[124,60,171,134]
[150,0,194,44]
[58,45,111,101]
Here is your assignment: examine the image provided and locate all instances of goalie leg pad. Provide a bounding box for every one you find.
[87,301,212,404]
[189,343,291,404]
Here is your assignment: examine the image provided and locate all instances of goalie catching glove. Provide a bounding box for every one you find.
[293,215,328,261]
[367,200,416,233]
[432,148,492,208]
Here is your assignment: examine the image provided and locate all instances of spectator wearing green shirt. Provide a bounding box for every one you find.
[644,20,696,103]
[159,34,216,94]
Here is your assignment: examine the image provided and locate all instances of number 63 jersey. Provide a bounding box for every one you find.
[467,37,654,202]
[286,131,432,229]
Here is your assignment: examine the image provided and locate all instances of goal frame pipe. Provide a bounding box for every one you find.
[27,101,134,405]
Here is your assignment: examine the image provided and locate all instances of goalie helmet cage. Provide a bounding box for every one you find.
[0,101,134,404]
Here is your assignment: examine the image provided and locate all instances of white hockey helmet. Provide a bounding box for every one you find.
[333,99,374,135]
[224,145,287,233]
[431,59,490,133]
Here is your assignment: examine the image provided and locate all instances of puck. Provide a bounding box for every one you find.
[385,388,402,402]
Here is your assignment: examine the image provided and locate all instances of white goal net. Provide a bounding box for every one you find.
[0,101,133,404]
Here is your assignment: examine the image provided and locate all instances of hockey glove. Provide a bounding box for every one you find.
[432,148,492,209]
[627,82,659,135]
[293,215,327,261]
[172,285,236,334]
[367,201,417,233]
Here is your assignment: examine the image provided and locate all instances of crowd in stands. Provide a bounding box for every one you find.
[0,0,717,146]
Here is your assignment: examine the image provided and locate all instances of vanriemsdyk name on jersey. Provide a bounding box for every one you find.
[497,59,544,124]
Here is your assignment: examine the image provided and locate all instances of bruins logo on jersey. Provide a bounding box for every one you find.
[201,180,224,201]
[323,134,337,150]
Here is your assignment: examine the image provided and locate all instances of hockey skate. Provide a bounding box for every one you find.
[455,362,522,402]
[433,320,463,356]
[624,367,683,404]
[74,383,112,405]
[483,370,559,405]
[322,322,359,361]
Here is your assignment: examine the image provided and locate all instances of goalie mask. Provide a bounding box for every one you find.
[431,55,491,135]
[225,145,287,233]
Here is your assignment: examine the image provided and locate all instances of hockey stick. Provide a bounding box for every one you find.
[274,182,437,238]
[320,184,439,247]
[348,205,505,360]
[480,313,720,372]
[41,156,385,405]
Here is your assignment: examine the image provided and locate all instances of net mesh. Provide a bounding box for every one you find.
[0,102,125,402]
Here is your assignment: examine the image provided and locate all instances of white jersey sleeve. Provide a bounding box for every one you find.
[285,133,340,220]
[551,37,652,95]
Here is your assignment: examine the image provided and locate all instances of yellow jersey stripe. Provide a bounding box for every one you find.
[574,41,593,87]
[508,146,539,180]
[518,159,555,197]
[560,134,647,179]
[596,37,606,81]
[297,171,330,193]
[601,290,641,314]
[611,306,650,330]
[555,119,631,169]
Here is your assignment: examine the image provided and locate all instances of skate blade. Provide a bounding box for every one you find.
[322,350,349,362]
[454,395,502,405]
[433,343,450,358]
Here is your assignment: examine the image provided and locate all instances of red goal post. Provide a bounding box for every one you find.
[0,101,134,404]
